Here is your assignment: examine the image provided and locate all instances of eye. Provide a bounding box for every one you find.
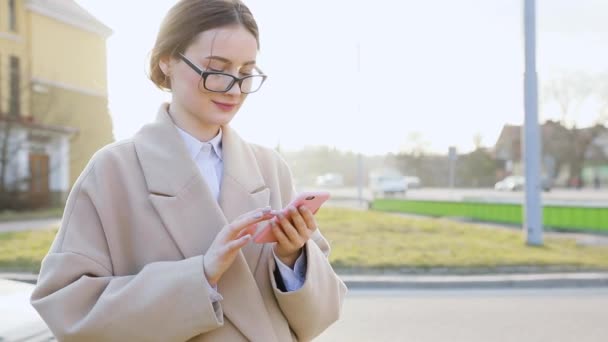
[239,68,254,76]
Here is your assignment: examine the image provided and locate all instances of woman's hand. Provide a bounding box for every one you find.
[272,205,317,268]
[203,206,275,286]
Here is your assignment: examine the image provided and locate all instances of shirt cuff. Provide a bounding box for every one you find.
[203,276,224,302]
[273,248,307,292]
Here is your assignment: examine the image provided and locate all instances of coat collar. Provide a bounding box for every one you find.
[133,103,277,342]
[134,103,265,196]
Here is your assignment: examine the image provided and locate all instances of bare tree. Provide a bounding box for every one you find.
[542,71,593,127]
[542,71,608,186]
[473,132,484,150]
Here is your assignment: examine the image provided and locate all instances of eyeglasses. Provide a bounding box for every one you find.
[178,53,267,94]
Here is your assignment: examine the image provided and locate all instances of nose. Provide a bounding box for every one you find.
[225,79,243,96]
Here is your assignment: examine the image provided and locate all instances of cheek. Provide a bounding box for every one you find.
[175,73,210,103]
[183,72,202,92]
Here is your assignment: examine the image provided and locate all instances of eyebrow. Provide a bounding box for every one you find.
[204,55,256,66]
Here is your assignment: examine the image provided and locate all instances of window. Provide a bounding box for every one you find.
[9,0,17,32]
[9,56,20,116]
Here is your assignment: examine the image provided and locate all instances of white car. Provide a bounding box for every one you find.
[0,278,55,341]
[404,176,421,189]
[369,173,408,197]
[495,176,525,191]
[495,175,552,192]
[315,173,344,187]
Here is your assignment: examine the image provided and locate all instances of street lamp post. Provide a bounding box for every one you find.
[523,0,543,245]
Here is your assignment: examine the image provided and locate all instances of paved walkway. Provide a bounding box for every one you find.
[0,219,60,233]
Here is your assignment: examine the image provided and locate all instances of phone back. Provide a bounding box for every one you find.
[289,191,330,214]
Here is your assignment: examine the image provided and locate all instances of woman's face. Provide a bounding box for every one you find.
[162,25,259,128]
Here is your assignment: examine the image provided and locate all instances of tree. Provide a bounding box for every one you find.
[473,132,484,150]
[542,71,593,127]
[456,148,498,187]
[542,72,608,185]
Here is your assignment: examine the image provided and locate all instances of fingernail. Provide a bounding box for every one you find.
[254,212,263,219]
[270,210,280,216]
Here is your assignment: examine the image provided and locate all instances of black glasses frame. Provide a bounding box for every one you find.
[178,53,267,94]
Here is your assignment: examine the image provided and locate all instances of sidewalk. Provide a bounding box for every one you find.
[0,218,60,233]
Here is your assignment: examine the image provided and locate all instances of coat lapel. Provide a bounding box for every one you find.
[133,104,277,342]
[219,125,270,273]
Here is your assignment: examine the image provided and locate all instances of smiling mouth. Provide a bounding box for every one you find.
[212,101,238,111]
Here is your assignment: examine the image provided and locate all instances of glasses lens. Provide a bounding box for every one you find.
[201,73,234,92]
[240,75,265,94]
[199,73,266,93]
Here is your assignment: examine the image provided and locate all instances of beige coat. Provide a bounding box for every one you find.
[31,104,347,342]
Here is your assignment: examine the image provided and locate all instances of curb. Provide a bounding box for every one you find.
[3,272,608,289]
[0,273,38,285]
[339,272,608,289]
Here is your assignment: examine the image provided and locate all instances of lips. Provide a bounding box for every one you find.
[212,101,237,112]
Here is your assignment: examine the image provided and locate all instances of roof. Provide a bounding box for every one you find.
[26,0,112,38]
[494,124,521,148]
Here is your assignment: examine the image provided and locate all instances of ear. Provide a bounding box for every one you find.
[159,55,172,77]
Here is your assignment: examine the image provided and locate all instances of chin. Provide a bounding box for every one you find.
[211,112,237,126]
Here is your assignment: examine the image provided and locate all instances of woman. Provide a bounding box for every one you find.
[30,1,347,341]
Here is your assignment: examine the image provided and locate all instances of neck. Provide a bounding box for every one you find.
[168,102,220,142]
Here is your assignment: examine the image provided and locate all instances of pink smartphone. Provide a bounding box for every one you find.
[252,191,330,244]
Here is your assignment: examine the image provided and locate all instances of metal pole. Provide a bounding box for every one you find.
[523,0,543,245]
[357,153,364,207]
[448,146,456,189]
[355,42,365,207]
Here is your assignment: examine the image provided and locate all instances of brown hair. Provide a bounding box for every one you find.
[149,0,259,91]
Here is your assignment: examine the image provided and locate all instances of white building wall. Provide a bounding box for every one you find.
[48,135,70,193]
[1,124,72,197]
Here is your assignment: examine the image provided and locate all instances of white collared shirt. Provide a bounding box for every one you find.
[174,125,306,301]
[175,125,224,202]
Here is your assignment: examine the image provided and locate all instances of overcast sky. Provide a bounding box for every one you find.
[75,0,608,155]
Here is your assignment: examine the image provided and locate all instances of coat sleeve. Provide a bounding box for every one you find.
[30,157,223,342]
[267,152,348,341]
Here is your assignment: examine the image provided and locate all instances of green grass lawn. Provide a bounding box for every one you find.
[372,199,608,232]
[1,207,608,274]
[0,229,57,273]
[316,207,608,273]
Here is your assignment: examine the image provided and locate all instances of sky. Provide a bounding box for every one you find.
[74,0,608,156]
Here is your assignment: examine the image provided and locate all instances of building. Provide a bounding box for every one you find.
[0,0,114,208]
[494,121,608,187]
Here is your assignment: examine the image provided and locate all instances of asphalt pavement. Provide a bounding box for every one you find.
[317,287,608,342]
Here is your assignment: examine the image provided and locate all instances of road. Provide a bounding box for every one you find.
[317,288,608,342]
[2,278,607,341]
